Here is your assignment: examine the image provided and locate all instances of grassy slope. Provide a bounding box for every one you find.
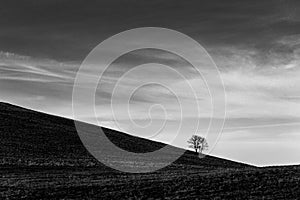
[0,102,299,199]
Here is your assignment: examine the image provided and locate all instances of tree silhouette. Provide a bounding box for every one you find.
[188,135,208,153]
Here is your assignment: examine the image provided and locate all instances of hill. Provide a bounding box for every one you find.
[0,102,299,199]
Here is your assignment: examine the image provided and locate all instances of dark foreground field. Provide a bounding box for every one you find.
[0,102,299,199]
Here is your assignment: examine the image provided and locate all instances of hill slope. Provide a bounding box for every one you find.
[0,102,299,199]
[0,102,249,169]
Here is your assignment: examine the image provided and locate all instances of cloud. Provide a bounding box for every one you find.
[1,0,300,166]
[0,51,79,118]
[212,123,300,166]
[1,0,299,61]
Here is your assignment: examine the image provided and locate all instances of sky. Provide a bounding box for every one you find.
[1,0,300,166]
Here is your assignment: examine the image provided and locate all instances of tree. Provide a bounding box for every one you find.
[187,135,208,153]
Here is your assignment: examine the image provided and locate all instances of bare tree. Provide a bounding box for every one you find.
[188,135,208,153]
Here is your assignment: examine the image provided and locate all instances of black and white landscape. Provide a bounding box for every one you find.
[1,0,300,199]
